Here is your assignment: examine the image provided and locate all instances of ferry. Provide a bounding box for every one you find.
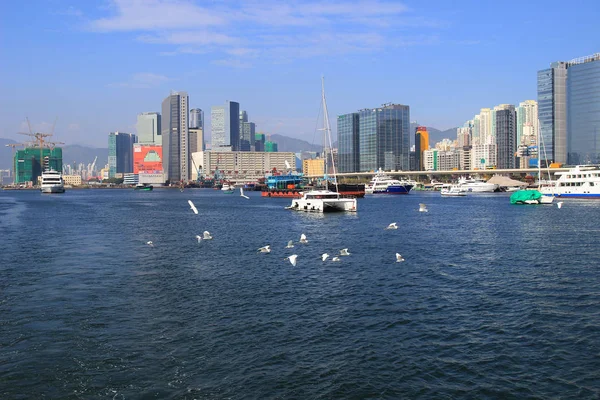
[539,165,600,198]
[365,169,413,194]
[40,169,65,193]
[134,183,153,191]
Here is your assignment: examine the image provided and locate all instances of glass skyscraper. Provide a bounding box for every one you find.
[566,54,600,165]
[358,104,410,172]
[538,62,568,165]
[108,132,137,178]
[211,101,240,151]
[136,112,161,145]
[495,107,517,169]
[337,113,359,173]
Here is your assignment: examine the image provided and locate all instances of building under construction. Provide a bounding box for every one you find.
[14,147,63,184]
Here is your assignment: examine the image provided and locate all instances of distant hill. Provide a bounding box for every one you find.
[269,134,322,153]
[410,123,458,145]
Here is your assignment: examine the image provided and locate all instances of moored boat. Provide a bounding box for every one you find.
[365,169,412,194]
[539,165,600,198]
[457,176,498,193]
[441,185,466,196]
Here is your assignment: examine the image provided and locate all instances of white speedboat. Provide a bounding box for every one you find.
[539,165,600,198]
[365,168,413,194]
[440,185,466,196]
[288,190,357,212]
[457,176,498,193]
[40,169,65,193]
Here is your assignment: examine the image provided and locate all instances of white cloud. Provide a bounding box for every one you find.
[87,0,440,65]
[108,72,172,89]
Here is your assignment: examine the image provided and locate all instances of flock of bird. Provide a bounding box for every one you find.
[144,197,434,265]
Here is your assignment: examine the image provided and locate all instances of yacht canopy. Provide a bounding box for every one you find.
[487,175,528,187]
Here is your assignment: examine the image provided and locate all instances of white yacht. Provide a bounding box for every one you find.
[539,165,600,198]
[440,185,466,196]
[456,176,498,193]
[40,169,65,193]
[365,169,413,194]
[288,78,357,213]
[288,190,357,212]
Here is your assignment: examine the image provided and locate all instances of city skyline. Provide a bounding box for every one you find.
[1,0,598,148]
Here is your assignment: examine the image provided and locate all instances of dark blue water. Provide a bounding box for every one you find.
[1,188,599,399]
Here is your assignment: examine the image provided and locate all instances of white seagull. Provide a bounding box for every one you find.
[146,241,154,247]
[203,231,213,240]
[419,203,428,213]
[286,240,294,249]
[331,256,341,262]
[286,254,298,266]
[321,253,329,261]
[557,201,563,209]
[240,187,250,200]
[385,222,398,230]
[339,248,351,256]
[396,253,405,263]
[258,245,271,253]
[299,233,308,244]
[195,235,202,243]
[188,200,198,214]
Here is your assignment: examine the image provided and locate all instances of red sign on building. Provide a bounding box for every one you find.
[133,145,163,174]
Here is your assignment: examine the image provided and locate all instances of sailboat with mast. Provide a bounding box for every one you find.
[287,78,357,213]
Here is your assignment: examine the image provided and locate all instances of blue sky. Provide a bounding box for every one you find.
[1,0,598,148]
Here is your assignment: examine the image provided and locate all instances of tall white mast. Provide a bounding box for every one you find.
[321,76,339,193]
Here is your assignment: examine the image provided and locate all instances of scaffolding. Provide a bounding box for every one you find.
[15,147,63,184]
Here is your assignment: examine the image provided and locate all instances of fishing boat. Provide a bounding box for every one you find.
[40,169,65,193]
[134,183,153,191]
[288,78,357,213]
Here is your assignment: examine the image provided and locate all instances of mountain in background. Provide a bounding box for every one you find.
[0,125,458,171]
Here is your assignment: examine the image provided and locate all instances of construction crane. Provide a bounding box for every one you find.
[16,117,62,177]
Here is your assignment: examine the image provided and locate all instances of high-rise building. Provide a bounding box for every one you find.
[478,108,493,145]
[190,108,204,129]
[457,122,472,148]
[14,147,63,184]
[337,113,360,173]
[211,101,240,151]
[265,141,278,152]
[136,112,161,145]
[566,53,600,165]
[357,104,410,172]
[414,126,429,171]
[538,61,568,164]
[161,91,189,182]
[108,132,137,178]
[516,100,538,147]
[495,105,517,169]
[255,133,266,152]
[239,110,256,151]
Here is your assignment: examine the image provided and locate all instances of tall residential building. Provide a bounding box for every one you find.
[337,113,360,172]
[190,108,204,129]
[136,112,161,145]
[211,101,240,151]
[566,53,600,165]
[457,122,472,148]
[516,100,538,146]
[478,108,493,145]
[471,144,497,170]
[414,126,429,171]
[538,61,568,164]
[495,105,517,169]
[347,104,410,172]
[108,132,137,178]
[161,91,189,182]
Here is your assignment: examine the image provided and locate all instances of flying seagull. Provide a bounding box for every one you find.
[299,233,308,244]
[258,245,271,253]
[331,256,341,262]
[419,203,428,212]
[188,200,198,214]
[339,248,351,256]
[385,222,398,230]
[321,253,329,261]
[396,253,405,263]
[203,231,213,240]
[146,241,154,247]
[240,187,250,200]
[557,201,563,209]
[286,254,298,266]
[195,235,202,243]
[286,240,294,249]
